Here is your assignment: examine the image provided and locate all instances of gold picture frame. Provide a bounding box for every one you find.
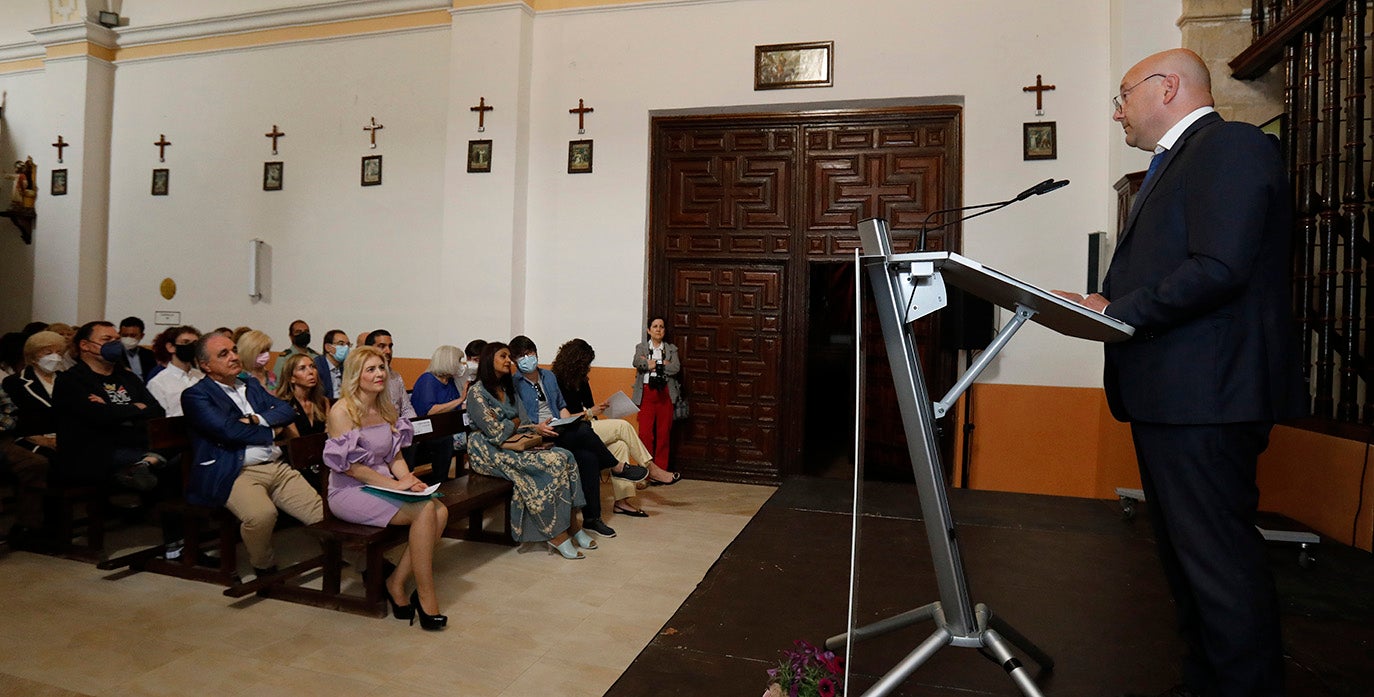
[754,41,833,90]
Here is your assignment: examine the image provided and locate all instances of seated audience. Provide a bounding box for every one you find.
[1,382,50,548]
[467,341,591,559]
[236,329,278,391]
[231,326,253,344]
[275,353,330,438]
[2,331,65,457]
[52,321,166,489]
[410,345,469,483]
[552,338,679,515]
[118,316,157,382]
[313,329,350,400]
[146,326,203,417]
[273,319,317,383]
[21,321,49,336]
[181,333,324,577]
[364,329,415,420]
[464,340,486,382]
[509,335,638,539]
[44,323,76,370]
[145,325,180,382]
[324,346,448,629]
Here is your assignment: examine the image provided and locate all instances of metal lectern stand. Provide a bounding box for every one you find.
[827,218,1135,696]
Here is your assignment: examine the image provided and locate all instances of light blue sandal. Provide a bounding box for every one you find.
[573,529,598,550]
[547,538,585,559]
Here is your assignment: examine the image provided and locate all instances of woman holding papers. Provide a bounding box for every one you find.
[324,346,448,630]
[553,338,681,498]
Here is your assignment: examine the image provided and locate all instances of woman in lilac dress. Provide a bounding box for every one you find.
[324,346,448,630]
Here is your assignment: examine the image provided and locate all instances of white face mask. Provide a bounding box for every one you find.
[120,336,140,350]
[37,354,65,373]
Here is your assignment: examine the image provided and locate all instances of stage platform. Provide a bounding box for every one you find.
[605,477,1374,696]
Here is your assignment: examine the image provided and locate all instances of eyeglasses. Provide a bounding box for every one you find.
[1112,73,1166,112]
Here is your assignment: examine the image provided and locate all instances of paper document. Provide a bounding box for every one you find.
[364,482,441,498]
[603,391,639,419]
[411,418,434,436]
[549,414,583,428]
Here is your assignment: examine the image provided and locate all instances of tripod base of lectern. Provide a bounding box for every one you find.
[826,602,1053,697]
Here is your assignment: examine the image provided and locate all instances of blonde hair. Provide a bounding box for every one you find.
[340,345,397,428]
[235,330,273,371]
[275,352,330,418]
[427,344,465,380]
[23,331,67,365]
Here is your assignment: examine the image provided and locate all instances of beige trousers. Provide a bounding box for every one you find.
[591,418,653,467]
[224,460,324,569]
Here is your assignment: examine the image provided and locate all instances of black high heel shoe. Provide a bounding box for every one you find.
[410,590,447,630]
[388,590,414,621]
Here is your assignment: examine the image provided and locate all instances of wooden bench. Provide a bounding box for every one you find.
[30,480,106,561]
[262,411,514,617]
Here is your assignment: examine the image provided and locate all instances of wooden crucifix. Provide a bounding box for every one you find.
[470,97,494,133]
[52,135,68,164]
[363,117,384,149]
[569,98,594,134]
[1022,74,1056,116]
[265,125,285,155]
[154,134,172,162]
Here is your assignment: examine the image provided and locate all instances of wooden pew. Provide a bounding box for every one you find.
[98,417,242,585]
[263,411,514,617]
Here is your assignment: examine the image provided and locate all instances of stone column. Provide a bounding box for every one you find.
[439,3,535,342]
[28,21,116,324]
[1179,0,1284,124]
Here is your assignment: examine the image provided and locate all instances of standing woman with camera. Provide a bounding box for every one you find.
[632,316,680,474]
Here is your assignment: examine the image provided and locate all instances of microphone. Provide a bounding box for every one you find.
[918,178,1070,250]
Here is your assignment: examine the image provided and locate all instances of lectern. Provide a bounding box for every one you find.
[828,218,1134,696]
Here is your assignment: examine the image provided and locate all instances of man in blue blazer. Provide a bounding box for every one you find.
[182,333,322,576]
[1060,49,1306,697]
[313,329,350,400]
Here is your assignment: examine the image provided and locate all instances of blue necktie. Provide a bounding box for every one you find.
[1142,149,1167,188]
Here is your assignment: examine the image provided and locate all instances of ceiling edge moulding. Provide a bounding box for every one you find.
[0,41,44,64]
[28,21,118,50]
[113,11,452,64]
[0,59,45,75]
[450,0,738,17]
[111,0,450,49]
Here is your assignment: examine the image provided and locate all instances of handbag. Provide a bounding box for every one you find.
[500,432,544,451]
[673,397,691,421]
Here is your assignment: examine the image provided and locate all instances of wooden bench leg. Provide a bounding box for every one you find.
[321,540,343,596]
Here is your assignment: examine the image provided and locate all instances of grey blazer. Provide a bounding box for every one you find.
[631,340,680,405]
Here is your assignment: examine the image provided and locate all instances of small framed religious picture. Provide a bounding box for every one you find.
[151,168,170,196]
[1023,121,1057,161]
[51,169,68,196]
[361,155,382,186]
[754,41,833,90]
[467,140,492,173]
[263,161,283,191]
[568,139,593,174]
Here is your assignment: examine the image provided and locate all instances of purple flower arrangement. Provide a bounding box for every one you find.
[763,639,844,697]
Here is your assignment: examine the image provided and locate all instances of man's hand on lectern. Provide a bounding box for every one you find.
[1050,290,1110,313]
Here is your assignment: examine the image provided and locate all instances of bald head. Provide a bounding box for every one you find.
[1114,49,1215,151]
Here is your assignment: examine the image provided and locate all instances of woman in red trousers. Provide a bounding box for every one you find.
[631,317,682,482]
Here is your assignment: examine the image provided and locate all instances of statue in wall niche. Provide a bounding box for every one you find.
[2,156,38,244]
[7,157,37,210]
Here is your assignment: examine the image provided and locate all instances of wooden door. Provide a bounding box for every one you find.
[650,107,962,484]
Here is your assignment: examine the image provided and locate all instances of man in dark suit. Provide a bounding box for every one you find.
[118,316,158,382]
[1058,49,1305,697]
[313,329,351,400]
[182,333,322,577]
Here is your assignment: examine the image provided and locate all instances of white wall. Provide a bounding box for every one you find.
[0,0,1186,385]
[506,0,1161,385]
[0,1,52,46]
[104,27,451,351]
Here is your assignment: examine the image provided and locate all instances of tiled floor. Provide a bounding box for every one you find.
[0,480,776,697]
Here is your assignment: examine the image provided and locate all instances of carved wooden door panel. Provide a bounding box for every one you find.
[650,108,961,485]
[670,263,786,482]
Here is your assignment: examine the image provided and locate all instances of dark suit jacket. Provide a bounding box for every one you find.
[127,346,157,382]
[2,366,59,437]
[312,354,338,399]
[181,376,296,506]
[1103,112,1306,425]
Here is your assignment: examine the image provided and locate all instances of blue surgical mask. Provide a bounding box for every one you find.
[516,355,539,374]
[99,340,124,364]
[333,344,350,362]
